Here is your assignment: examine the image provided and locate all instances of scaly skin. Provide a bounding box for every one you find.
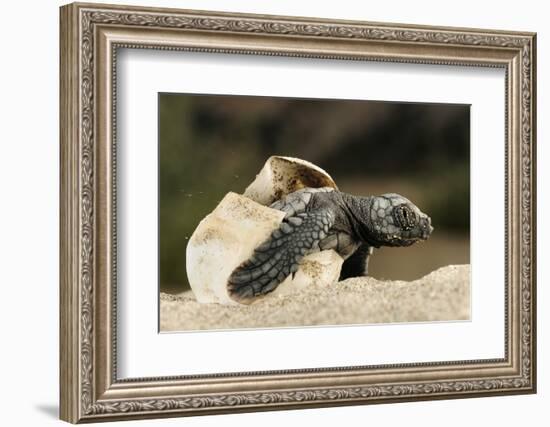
[228,187,433,303]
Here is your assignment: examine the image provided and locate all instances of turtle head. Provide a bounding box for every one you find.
[367,193,433,247]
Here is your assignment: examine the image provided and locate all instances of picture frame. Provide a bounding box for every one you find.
[59,2,536,423]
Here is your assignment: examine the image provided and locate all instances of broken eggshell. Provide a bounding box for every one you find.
[243,155,338,206]
[186,192,343,305]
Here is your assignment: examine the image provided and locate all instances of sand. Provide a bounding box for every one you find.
[160,264,470,332]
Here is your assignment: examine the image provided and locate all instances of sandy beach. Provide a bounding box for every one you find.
[160,264,470,332]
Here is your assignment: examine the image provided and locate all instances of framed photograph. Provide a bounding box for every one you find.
[60,2,537,423]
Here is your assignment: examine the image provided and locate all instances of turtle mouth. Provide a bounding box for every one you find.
[419,217,434,240]
[421,225,434,240]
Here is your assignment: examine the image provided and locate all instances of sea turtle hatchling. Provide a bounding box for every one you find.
[228,187,434,303]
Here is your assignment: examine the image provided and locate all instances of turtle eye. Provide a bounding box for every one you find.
[394,205,417,230]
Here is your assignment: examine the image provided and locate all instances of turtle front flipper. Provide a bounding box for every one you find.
[339,243,373,280]
[228,209,335,303]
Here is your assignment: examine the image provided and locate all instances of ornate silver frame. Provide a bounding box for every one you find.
[60,2,537,423]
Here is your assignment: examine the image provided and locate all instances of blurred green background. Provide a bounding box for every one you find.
[159,93,470,294]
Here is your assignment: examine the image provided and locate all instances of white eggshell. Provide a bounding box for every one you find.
[243,156,338,206]
[186,192,343,305]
